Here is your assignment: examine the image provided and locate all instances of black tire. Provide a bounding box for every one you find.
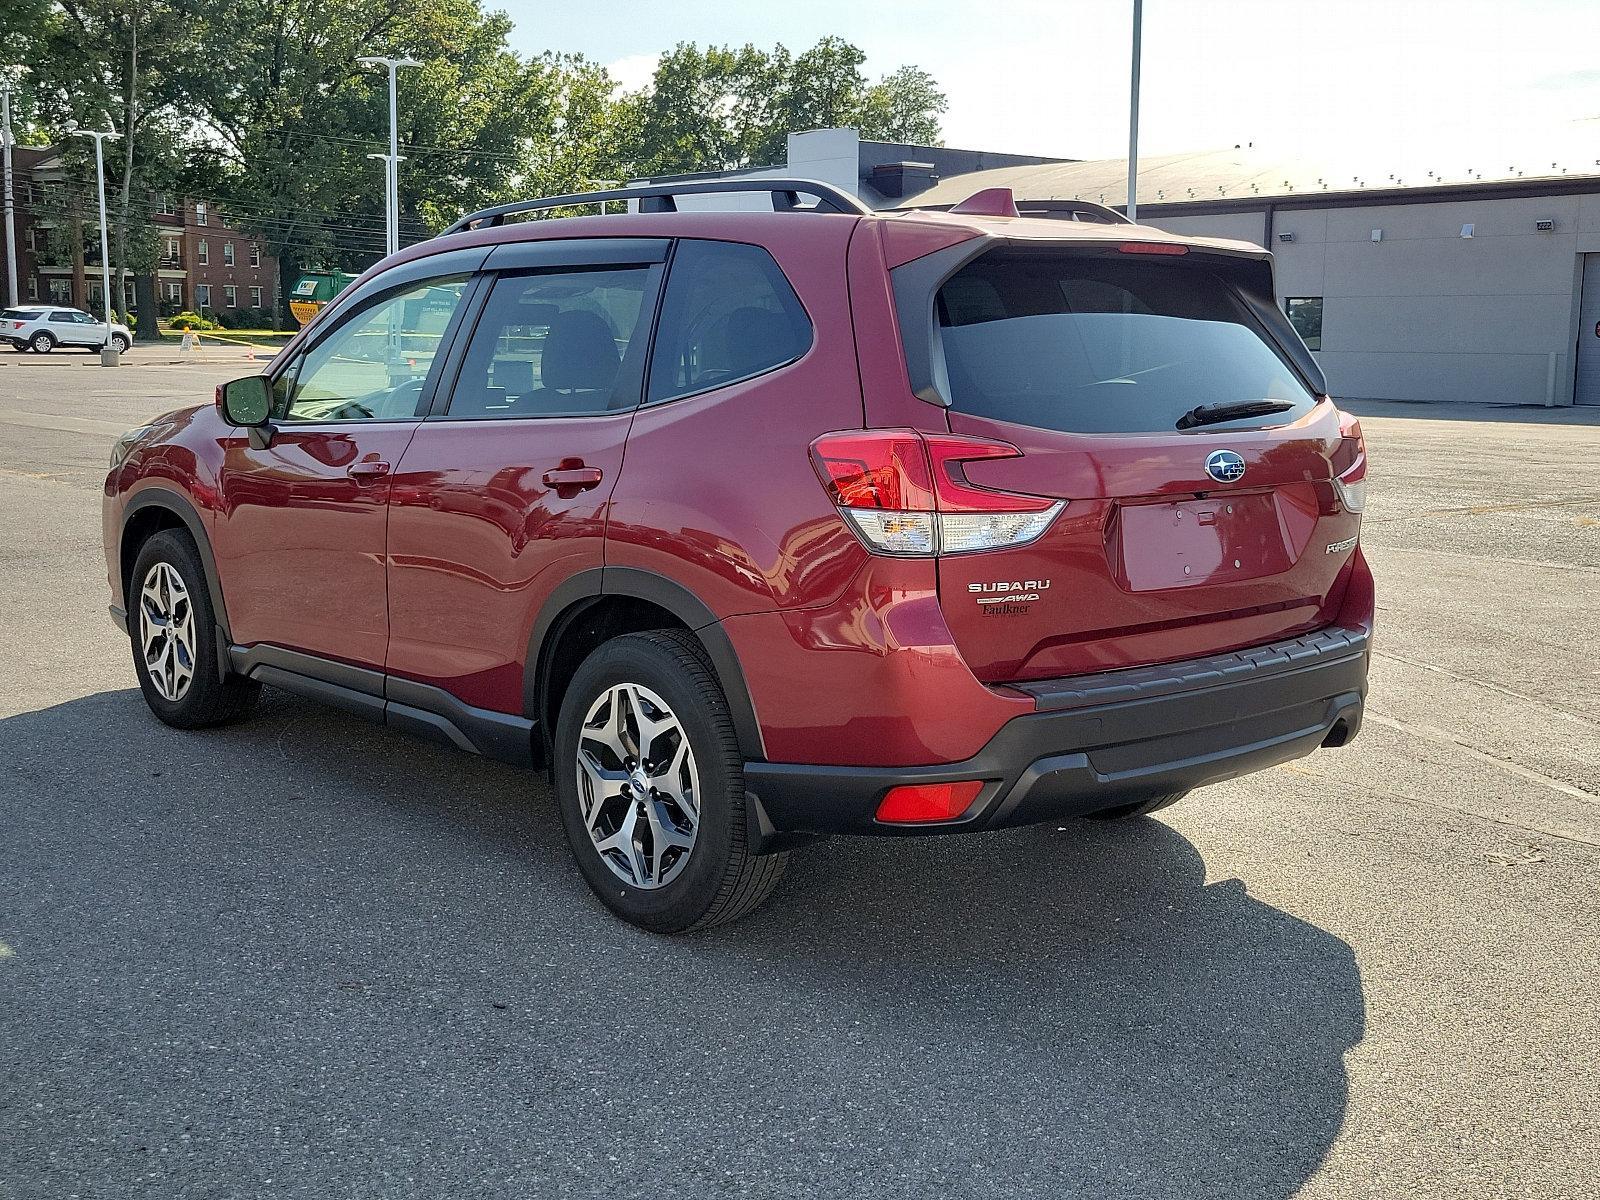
[554,630,787,933]
[128,529,259,729]
[1082,791,1188,821]
[111,333,130,353]
[28,331,54,353]
[9,340,27,353]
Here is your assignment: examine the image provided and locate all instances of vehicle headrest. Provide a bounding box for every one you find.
[542,310,620,393]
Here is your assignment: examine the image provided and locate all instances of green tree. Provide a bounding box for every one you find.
[622,37,946,177]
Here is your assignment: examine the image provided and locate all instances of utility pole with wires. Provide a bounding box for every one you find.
[65,122,121,363]
[1,66,29,307]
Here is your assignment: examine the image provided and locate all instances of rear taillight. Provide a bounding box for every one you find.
[1333,411,1367,514]
[810,430,1064,556]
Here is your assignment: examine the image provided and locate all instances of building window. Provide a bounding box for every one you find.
[224,285,237,308]
[164,237,180,263]
[49,279,71,303]
[250,285,263,308]
[224,242,235,266]
[1285,297,1323,352]
[195,283,211,309]
[165,282,181,302]
[197,240,208,265]
[25,228,36,252]
[195,201,207,226]
[27,276,38,300]
[249,245,261,268]
[158,194,174,216]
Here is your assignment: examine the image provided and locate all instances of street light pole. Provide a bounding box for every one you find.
[357,56,421,256]
[67,126,121,356]
[1,67,29,307]
[1127,0,1143,223]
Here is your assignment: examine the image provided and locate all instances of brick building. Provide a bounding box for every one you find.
[2,143,278,321]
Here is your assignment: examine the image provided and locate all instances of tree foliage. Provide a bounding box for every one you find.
[620,37,948,175]
[4,6,946,326]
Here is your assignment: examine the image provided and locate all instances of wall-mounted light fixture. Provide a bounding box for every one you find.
[1535,218,1555,232]
[1277,232,1296,243]
[1460,223,1475,238]
[1371,229,1383,242]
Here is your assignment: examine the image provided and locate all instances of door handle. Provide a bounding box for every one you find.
[348,460,391,480]
[542,464,604,490]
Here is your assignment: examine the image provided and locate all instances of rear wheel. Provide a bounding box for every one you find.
[129,530,259,728]
[9,340,26,353]
[28,331,54,354]
[554,630,787,933]
[1082,791,1188,821]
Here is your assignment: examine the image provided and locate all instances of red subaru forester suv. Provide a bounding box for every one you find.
[103,180,1372,932]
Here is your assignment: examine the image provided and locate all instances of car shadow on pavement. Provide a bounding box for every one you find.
[2,688,1364,1200]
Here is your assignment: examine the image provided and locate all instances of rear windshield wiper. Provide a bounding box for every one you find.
[1176,398,1297,430]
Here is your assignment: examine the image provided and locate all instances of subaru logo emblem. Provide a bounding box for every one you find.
[1204,449,1246,483]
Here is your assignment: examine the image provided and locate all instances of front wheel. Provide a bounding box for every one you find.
[128,529,259,728]
[111,333,130,353]
[28,332,54,354]
[554,630,787,933]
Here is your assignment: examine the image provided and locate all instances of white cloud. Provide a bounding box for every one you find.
[605,52,662,95]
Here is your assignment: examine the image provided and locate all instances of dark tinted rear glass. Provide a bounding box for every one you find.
[0,309,30,321]
[935,251,1316,434]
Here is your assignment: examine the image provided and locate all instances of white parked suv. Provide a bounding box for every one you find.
[2,305,131,354]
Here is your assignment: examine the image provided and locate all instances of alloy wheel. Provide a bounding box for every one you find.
[138,561,196,702]
[576,682,699,889]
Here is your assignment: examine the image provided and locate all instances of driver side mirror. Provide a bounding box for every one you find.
[218,374,272,427]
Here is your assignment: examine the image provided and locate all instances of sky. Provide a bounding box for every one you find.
[499,0,1600,176]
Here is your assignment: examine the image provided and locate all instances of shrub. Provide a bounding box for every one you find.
[168,310,217,331]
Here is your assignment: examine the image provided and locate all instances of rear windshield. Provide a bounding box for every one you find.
[933,251,1316,434]
[0,309,31,321]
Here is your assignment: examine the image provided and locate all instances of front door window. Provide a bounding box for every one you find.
[278,278,469,423]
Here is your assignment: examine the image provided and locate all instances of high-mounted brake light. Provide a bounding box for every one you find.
[810,431,1064,556]
[1117,241,1189,256]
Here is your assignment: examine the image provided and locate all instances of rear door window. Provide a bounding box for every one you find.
[646,240,811,403]
[934,251,1316,434]
[447,267,653,419]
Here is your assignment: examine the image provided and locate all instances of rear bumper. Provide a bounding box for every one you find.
[744,624,1369,839]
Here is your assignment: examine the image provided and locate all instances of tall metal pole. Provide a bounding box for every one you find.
[358,56,420,256]
[69,128,120,352]
[1127,0,1143,223]
[2,85,16,306]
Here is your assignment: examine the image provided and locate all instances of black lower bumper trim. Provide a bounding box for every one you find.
[744,625,1369,839]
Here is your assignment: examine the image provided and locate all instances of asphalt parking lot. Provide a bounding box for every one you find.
[1,354,1596,1199]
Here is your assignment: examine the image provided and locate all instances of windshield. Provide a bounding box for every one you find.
[1,309,32,321]
[934,251,1316,434]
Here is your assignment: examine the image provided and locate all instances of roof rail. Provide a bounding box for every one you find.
[897,196,1134,225]
[442,177,872,235]
[1012,198,1133,224]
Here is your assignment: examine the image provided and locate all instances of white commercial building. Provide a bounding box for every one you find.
[660,127,1600,408]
